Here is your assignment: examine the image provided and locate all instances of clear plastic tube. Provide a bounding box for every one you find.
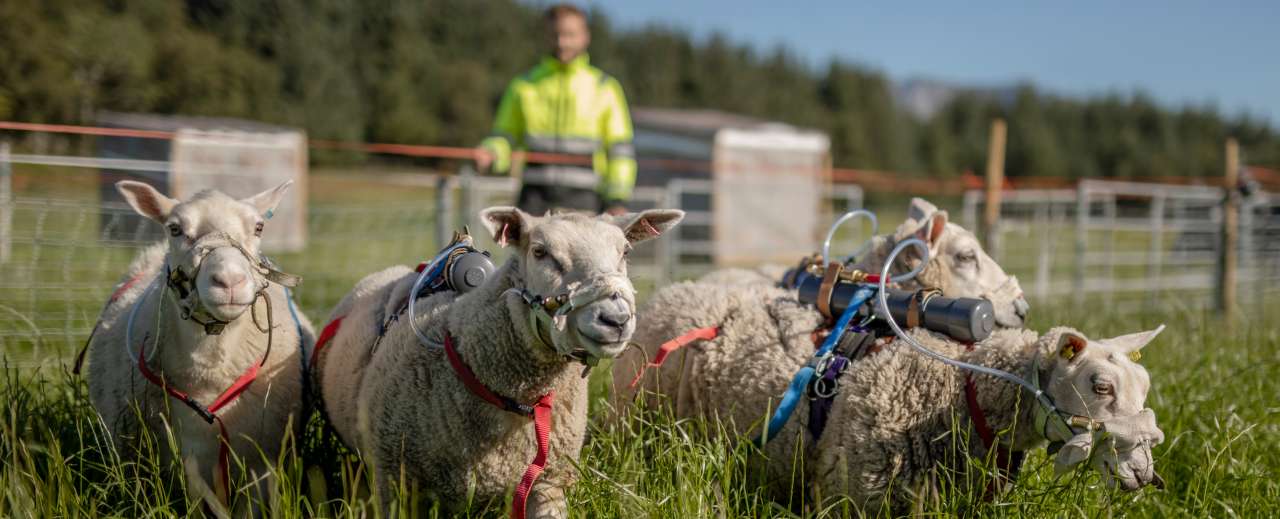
[875,238,1059,412]
[124,279,160,365]
[822,209,878,265]
[408,243,469,348]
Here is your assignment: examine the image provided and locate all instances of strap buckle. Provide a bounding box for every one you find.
[809,354,849,400]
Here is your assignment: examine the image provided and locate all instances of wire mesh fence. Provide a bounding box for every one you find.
[0,149,863,367]
[963,180,1280,312]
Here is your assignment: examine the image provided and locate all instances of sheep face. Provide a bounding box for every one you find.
[894,198,1030,328]
[1040,327,1166,491]
[482,207,684,360]
[116,180,292,322]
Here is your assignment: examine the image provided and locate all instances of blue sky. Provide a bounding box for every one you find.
[583,0,1278,126]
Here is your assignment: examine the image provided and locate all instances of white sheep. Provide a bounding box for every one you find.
[809,325,1166,511]
[696,198,1030,327]
[85,180,315,515]
[314,207,683,518]
[613,198,1030,417]
[618,280,1165,511]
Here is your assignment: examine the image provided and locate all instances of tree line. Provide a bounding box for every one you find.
[1,0,1275,178]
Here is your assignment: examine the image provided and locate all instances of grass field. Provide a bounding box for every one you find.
[2,165,1277,516]
[2,297,1277,517]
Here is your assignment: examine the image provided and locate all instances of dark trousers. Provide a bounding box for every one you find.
[517,184,602,215]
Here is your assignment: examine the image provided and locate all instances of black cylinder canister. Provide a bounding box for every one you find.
[797,278,995,343]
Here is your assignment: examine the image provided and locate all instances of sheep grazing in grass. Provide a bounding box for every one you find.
[695,198,1030,328]
[615,281,1165,510]
[609,198,1034,501]
[612,198,1029,419]
[809,326,1166,512]
[314,207,682,518]
[84,180,315,515]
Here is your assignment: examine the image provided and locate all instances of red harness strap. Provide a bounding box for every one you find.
[310,316,345,369]
[627,326,720,390]
[136,336,267,504]
[962,342,1022,500]
[73,274,143,374]
[443,333,553,519]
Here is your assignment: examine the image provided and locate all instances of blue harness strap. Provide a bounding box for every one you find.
[283,286,306,368]
[754,285,875,447]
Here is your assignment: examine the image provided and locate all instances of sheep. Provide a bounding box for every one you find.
[85,180,316,515]
[612,198,1030,420]
[608,198,1039,502]
[809,325,1166,511]
[314,207,683,518]
[616,279,1165,511]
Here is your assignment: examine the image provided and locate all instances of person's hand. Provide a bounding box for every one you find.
[604,203,627,216]
[473,147,493,173]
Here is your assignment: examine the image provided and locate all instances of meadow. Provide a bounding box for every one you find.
[1,165,1277,517]
[1,299,1278,517]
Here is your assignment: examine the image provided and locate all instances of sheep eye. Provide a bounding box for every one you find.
[956,251,977,264]
[167,223,182,237]
[531,245,548,260]
[1093,382,1114,395]
[254,221,265,237]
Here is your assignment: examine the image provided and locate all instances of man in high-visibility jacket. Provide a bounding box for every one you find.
[475,3,636,216]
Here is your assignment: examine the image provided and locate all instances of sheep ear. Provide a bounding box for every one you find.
[116,181,178,223]
[896,198,948,247]
[1056,331,1089,362]
[613,209,685,244]
[242,180,293,219]
[1101,325,1165,360]
[480,206,532,247]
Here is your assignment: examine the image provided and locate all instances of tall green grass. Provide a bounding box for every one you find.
[2,301,1277,517]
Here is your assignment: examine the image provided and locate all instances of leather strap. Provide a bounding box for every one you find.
[816,263,842,321]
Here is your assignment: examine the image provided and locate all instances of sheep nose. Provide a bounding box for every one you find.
[598,309,631,329]
[211,271,246,290]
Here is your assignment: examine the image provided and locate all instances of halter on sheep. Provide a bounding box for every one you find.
[873,238,1165,484]
[407,234,631,369]
[162,231,300,335]
[121,230,303,502]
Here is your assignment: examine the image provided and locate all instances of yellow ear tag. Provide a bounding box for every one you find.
[1059,344,1076,360]
[1128,350,1142,363]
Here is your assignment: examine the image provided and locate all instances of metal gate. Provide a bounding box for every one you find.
[963,179,1279,312]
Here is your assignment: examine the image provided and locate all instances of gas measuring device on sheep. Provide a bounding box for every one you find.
[759,210,1000,445]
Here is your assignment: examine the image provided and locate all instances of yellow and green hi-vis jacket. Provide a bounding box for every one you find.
[480,54,637,203]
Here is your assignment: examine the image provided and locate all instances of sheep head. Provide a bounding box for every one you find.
[1037,326,1166,491]
[481,207,684,361]
[117,180,292,322]
[893,198,1030,328]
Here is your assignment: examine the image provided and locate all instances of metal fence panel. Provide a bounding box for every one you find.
[963,180,1279,312]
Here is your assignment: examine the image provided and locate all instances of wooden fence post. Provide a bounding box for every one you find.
[1218,138,1239,316]
[982,119,1007,256]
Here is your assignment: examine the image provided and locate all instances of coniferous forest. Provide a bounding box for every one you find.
[1,0,1276,178]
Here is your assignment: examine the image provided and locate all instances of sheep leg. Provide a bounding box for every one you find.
[184,455,231,519]
[524,480,568,519]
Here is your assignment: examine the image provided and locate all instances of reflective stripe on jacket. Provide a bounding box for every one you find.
[480,54,637,203]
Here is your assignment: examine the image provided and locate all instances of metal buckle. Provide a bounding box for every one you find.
[809,355,849,400]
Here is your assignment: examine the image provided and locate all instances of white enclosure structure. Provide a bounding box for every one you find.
[632,108,835,267]
[96,112,308,252]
